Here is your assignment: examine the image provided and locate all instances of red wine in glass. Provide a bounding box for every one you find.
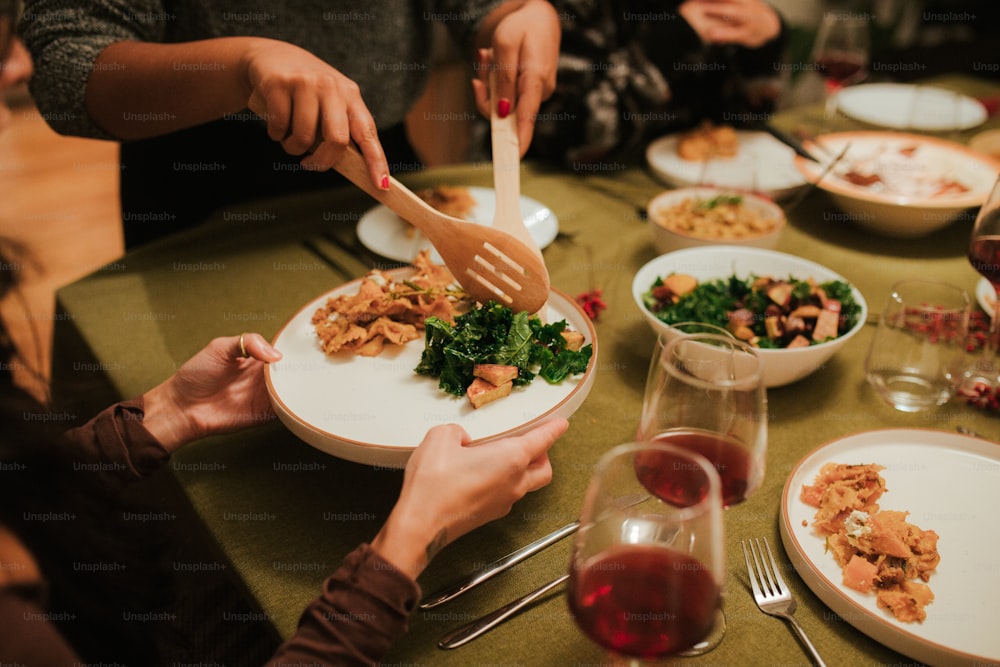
[638,429,754,508]
[968,231,1000,360]
[969,233,1000,287]
[569,544,721,659]
[962,179,1000,396]
[814,50,867,87]
[811,13,870,127]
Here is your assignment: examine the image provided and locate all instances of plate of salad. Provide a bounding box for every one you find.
[267,268,598,467]
[631,246,868,387]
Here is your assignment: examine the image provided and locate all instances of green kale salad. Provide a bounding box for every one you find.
[415,301,593,396]
[643,273,863,349]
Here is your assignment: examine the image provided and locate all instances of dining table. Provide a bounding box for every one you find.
[51,74,1000,666]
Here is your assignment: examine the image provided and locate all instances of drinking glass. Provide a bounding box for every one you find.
[637,333,767,508]
[631,333,765,654]
[811,11,870,125]
[667,321,734,338]
[963,174,1000,398]
[567,441,725,664]
[864,279,970,413]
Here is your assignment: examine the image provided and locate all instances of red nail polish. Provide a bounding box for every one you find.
[498,98,511,119]
[381,175,389,190]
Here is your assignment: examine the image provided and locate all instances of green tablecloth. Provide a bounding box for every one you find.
[54,76,1000,666]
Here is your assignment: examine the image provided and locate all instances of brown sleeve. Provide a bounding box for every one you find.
[267,543,421,666]
[61,396,170,479]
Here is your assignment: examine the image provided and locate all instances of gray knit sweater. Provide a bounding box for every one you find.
[21,0,501,140]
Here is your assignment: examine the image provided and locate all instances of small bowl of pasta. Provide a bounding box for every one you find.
[647,187,786,253]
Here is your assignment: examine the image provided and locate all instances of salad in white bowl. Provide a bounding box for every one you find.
[632,246,868,388]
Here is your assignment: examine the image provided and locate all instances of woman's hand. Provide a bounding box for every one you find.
[473,0,561,154]
[141,333,282,453]
[371,418,568,579]
[680,0,782,49]
[241,39,390,190]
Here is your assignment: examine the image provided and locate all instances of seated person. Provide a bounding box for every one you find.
[3,14,567,660]
[530,0,787,166]
[0,325,567,665]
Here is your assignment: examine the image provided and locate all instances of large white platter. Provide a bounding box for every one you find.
[780,428,1000,666]
[266,269,597,467]
[794,131,1000,238]
[645,130,808,200]
[835,83,988,131]
[356,186,559,263]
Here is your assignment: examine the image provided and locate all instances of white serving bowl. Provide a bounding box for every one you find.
[795,131,1000,238]
[969,128,1000,162]
[631,246,868,388]
[647,187,786,253]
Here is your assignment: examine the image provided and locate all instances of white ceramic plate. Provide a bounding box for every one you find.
[976,277,996,318]
[356,186,559,263]
[836,83,987,131]
[780,429,1000,667]
[266,269,597,467]
[645,130,808,200]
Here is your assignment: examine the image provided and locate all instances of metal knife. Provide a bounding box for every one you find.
[419,521,579,609]
[437,574,570,649]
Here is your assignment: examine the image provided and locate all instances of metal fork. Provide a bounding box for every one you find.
[741,538,827,667]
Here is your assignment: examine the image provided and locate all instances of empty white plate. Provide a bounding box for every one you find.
[356,186,558,263]
[836,83,987,131]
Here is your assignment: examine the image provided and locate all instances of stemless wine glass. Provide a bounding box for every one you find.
[963,174,1000,398]
[567,441,725,664]
[811,10,870,126]
[637,333,767,508]
[865,279,970,412]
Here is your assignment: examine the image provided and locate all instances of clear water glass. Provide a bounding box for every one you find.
[865,279,970,412]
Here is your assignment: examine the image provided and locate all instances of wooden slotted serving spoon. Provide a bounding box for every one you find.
[488,64,548,315]
[248,95,549,313]
[334,146,550,313]
[488,66,545,261]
